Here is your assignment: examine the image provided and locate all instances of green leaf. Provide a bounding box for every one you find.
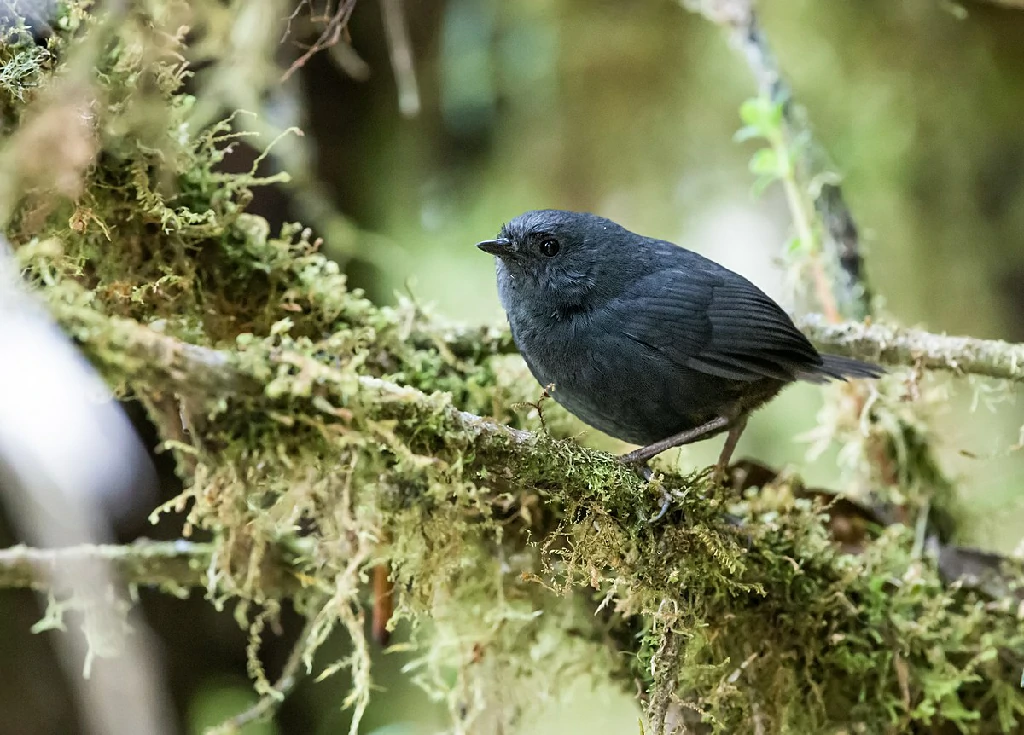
[785,236,806,255]
[739,97,768,127]
[733,125,761,143]
[738,96,783,137]
[749,148,780,177]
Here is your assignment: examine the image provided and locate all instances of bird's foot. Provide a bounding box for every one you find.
[649,488,673,524]
[711,461,728,487]
[617,456,675,523]
[635,463,655,483]
[617,453,654,479]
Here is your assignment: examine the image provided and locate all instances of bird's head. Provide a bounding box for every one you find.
[476,209,634,316]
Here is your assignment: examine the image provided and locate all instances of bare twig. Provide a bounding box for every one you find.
[0,541,211,591]
[282,0,359,82]
[815,182,870,319]
[380,0,420,117]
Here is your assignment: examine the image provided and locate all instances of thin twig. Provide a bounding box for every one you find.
[0,539,305,597]
[777,142,841,323]
[0,541,212,591]
[282,0,359,82]
[686,0,872,320]
[815,182,870,319]
[380,0,420,117]
[209,615,319,734]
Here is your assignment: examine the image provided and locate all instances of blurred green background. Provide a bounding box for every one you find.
[3,0,1024,732]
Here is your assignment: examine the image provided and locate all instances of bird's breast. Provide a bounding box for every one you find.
[508,311,681,444]
[506,305,764,446]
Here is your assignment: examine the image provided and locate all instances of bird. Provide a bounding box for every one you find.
[476,209,883,480]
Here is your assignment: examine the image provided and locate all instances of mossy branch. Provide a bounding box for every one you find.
[4,298,1023,732]
[799,315,1024,383]
[413,319,518,362]
[51,303,540,457]
[0,540,216,592]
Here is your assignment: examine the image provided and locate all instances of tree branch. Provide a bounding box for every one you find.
[49,304,608,498]
[0,541,213,592]
[0,539,307,597]
[425,314,1024,386]
[10,304,1024,731]
[799,315,1024,382]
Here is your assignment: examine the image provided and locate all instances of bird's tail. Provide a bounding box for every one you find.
[797,353,885,384]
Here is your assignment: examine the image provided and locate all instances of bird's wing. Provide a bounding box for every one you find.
[608,266,821,382]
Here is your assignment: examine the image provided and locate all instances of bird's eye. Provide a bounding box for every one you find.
[539,238,560,257]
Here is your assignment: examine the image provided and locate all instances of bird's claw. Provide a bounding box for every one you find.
[617,458,674,523]
[648,489,673,524]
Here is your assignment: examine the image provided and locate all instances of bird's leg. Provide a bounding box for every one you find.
[619,416,733,523]
[618,415,730,466]
[713,414,749,485]
[623,460,656,488]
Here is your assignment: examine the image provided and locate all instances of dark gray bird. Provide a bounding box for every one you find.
[477,209,882,478]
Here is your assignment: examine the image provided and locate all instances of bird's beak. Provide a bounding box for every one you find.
[476,237,512,256]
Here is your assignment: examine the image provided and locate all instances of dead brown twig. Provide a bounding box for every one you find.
[282,0,359,82]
